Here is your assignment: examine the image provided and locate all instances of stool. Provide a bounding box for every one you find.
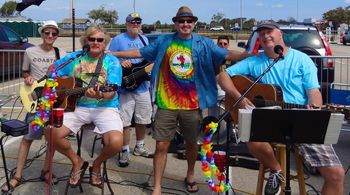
[64,124,114,195]
[256,144,306,195]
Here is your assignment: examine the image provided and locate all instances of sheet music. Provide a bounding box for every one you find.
[238,109,344,144]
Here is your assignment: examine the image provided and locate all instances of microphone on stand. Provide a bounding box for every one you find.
[274,45,284,60]
[81,45,90,56]
[37,46,90,83]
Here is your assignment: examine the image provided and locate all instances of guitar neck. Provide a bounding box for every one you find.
[60,87,88,97]
[254,98,306,109]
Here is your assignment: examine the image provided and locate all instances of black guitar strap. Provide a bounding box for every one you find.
[88,53,105,87]
[53,47,60,60]
[138,34,148,46]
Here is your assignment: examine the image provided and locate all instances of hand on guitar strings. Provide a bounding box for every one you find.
[85,85,103,100]
[240,97,255,110]
[24,75,35,85]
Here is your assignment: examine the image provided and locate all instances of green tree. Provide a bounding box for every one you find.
[0,1,17,16]
[323,7,350,27]
[87,6,118,24]
[211,12,225,24]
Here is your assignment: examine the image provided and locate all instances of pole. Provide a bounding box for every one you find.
[133,0,136,12]
[296,0,299,22]
[240,0,242,31]
[71,0,75,51]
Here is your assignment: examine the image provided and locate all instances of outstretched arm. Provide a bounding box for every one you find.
[225,50,251,63]
[109,49,142,59]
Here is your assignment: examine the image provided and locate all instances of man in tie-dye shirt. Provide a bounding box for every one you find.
[47,24,123,188]
[110,6,249,194]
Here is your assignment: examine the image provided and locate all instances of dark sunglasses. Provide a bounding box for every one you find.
[130,20,142,25]
[87,37,104,43]
[177,19,194,24]
[43,31,58,37]
[219,42,228,46]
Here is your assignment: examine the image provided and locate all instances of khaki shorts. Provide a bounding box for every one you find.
[152,109,202,144]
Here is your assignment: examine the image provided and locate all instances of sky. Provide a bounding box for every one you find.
[2,0,350,24]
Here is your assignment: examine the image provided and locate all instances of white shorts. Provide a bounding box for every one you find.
[63,107,123,134]
[119,91,152,127]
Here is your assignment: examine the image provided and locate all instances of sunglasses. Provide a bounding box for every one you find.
[130,20,142,25]
[177,19,194,24]
[43,31,58,37]
[219,42,228,46]
[87,37,104,43]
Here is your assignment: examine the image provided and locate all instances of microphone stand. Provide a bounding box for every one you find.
[37,52,86,83]
[215,56,283,195]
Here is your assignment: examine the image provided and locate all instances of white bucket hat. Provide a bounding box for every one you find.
[38,20,60,36]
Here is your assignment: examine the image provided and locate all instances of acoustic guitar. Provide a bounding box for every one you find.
[20,77,118,113]
[224,75,350,124]
[122,60,154,91]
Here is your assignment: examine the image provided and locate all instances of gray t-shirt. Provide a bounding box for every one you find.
[22,46,59,80]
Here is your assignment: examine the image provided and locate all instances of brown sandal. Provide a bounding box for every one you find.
[1,175,24,193]
[40,169,59,185]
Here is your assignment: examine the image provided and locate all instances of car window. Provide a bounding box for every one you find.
[282,29,323,49]
[2,28,20,42]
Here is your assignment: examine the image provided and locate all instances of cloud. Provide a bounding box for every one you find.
[256,2,264,6]
[345,0,350,4]
[271,4,284,8]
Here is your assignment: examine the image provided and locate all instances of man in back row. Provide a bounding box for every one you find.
[109,12,153,168]
[218,20,344,195]
[110,6,249,194]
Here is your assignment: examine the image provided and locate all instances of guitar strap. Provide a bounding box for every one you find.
[53,47,60,60]
[88,53,105,87]
[138,34,148,46]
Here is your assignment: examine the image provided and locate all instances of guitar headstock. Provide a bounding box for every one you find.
[98,84,119,92]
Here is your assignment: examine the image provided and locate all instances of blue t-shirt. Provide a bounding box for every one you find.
[56,51,122,108]
[109,33,149,94]
[225,48,320,105]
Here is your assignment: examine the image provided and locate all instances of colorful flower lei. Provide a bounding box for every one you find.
[32,66,58,131]
[200,121,231,192]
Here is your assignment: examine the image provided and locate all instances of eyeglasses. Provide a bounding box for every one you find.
[130,20,142,25]
[218,42,228,46]
[177,19,194,24]
[87,37,104,43]
[43,31,58,37]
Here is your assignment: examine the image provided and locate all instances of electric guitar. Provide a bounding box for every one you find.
[122,60,154,91]
[20,80,47,113]
[20,77,118,113]
[224,75,350,124]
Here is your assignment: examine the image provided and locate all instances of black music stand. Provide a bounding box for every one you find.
[249,109,331,195]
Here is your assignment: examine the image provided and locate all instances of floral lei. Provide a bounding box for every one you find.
[200,121,231,192]
[32,66,58,131]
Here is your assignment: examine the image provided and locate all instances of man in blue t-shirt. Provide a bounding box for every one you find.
[217,21,344,195]
[109,13,153,168]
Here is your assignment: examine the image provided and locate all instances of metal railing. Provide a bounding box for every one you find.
[0,49,349,104]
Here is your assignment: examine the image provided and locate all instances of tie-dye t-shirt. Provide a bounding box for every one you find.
[56,52,122,108]
[156,37,198,110]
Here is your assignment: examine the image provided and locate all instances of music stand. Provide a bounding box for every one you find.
[249,109,331,195]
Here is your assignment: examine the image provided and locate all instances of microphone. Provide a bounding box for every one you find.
[81,45,90,56]
[274,45,284,60]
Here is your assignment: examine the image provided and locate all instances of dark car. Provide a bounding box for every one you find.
[0,24,34,77]
[237,24,334,102]
[343,31,350,45]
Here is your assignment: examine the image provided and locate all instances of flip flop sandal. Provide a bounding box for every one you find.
[89,167,104,189]
[40,169,59,185]
[1,175,24,193]
[69,161,89,188]
[184,177,199,193]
